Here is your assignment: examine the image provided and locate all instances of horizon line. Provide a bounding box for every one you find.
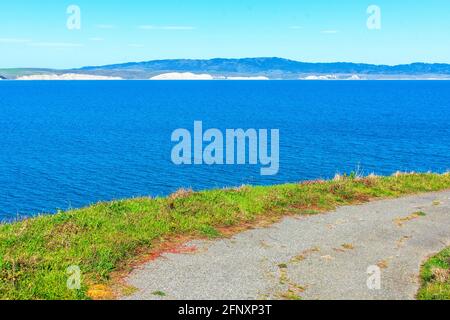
[2,57,450,70]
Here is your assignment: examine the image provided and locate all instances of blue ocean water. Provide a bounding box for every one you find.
[0,81,449,220]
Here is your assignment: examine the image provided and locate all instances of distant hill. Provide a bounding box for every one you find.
[0,68,55,80]
[80,57,450,74]
[2,58,450,80]
[76,58,450,79]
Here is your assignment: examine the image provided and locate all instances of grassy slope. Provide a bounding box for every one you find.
[1,173,450,300]
[0,68,56,79]
[418,247,450,300]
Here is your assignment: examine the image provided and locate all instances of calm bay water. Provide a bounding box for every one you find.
[0,81,449,220]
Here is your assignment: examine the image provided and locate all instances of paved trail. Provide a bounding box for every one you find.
[123,191,450,300]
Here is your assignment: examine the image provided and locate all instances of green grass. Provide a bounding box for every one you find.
[1,172,450,300]
[152,291,166,297]
[0,68,55,79]
[418,247,450,300]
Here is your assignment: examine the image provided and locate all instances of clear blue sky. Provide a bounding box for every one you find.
[1,0,449,68]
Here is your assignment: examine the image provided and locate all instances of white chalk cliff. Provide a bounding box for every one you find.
[17,73,123,80]
[150,72,214,80]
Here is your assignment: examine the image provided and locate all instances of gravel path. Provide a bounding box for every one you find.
[123,191,450,300]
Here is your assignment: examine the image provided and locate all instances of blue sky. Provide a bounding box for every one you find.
[1,0,449,68]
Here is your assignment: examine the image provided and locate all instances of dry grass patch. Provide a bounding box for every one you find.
[394,211,426,227]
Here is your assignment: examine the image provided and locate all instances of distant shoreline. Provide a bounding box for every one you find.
[2,57,450,80]
[2,79,450,81]
[2,76,450,81]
